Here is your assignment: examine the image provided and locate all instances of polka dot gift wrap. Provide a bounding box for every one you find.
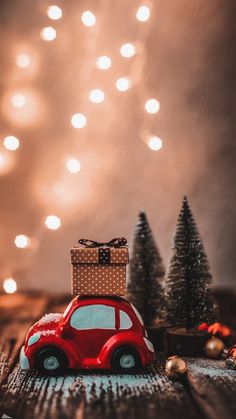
[71,242,129,296]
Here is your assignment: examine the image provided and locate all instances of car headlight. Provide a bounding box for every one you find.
[28,332,41,346]
[20,346,30,369]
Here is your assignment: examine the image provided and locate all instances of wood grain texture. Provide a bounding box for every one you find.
[0,292,235,419]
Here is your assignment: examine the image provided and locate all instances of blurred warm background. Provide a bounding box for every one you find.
[0,0,235,294]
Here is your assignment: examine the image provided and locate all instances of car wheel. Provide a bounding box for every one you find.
[111,345,141,372]
[35,347,68,374]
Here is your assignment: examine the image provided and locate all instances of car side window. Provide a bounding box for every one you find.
[119,310,133,329]
[92,305,115,329]
[70,304,115,330]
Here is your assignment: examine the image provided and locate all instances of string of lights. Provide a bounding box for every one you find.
[1,2,163,294]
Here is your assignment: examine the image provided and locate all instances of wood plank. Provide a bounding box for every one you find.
[0,362,202,419]
[81,364,201,419]
[0,293,50,389]
[185,358,236,419]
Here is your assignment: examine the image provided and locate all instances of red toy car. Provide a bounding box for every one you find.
[20,296,155,373]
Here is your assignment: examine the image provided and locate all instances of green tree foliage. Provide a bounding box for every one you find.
[127,211,165,326]
[165,196,219,330]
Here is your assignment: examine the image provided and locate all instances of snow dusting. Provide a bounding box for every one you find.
[50,359,236,403]
[40,330,56,337]
[28,368,165,405]
[187,357,236,378]
[73,372,160,400]
[12,357,236,410]
[37,313,61,325]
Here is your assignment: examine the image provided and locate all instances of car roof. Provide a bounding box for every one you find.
[69,295,133,312]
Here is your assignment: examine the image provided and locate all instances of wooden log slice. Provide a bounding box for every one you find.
[164,327,210,356]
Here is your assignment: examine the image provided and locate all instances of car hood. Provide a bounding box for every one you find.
[26,313,63,340]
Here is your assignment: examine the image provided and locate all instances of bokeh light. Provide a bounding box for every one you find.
[0,152,9,171]
[14,234,30,249]
[120,43,136,58]
[47,5,63,20]
[81,11,96,27]
[40,26,57,41]
[66,158,81,174]
[11,93,26,109]
[71,113,87,128]
[145,98,160,114]
[3,278,17,294]
[116,77,132,92]
[0,151,14,175]
[16,53,31,68]
[3,88,43,127]
[147,135,163,151]
[136,5,151,22]
[45,215,61,230]
[0,0,233,297]
[3,136,20,151]
[96,56,112,70]
[89,89,105,103]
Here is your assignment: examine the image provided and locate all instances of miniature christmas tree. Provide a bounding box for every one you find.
[127,211,165,326]
[164,196,219,330]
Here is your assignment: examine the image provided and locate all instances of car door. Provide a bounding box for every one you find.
[69,303,117,358]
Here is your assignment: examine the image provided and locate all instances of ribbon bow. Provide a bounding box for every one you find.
[78,237,127,248]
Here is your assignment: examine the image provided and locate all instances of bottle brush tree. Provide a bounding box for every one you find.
[165,196,219,330]
[127,211,165,326]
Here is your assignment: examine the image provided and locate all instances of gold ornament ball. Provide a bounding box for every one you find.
[165,356,187,378]
[204,337,224,359]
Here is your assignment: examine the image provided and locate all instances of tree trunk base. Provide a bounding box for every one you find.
[164,327,209,356]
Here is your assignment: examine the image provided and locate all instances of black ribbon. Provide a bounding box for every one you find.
[78,237,127,248]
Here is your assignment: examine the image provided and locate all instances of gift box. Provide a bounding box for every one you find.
[71,238,129,296]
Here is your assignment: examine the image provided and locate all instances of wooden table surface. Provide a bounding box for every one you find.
[0,291,235,419]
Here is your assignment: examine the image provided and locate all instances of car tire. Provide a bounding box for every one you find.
[111,345,141,372]
[35,347,68,375]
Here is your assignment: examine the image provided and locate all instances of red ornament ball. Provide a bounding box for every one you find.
[226,345,236,370]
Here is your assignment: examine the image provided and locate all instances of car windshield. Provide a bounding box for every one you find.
[63,301,73,318]
[70,304,115,330]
